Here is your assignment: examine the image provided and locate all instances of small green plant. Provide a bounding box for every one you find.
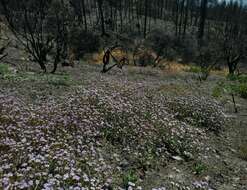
[0,64,10,76]
[193,162,207,175]
[238,75,247,83]
[48,159,57,175]
[237,83,247,99]
[227,74,239,81]
[227,83,247,99]
[212,86,222,98]
[122,170,138,188]
[144,110,152,121]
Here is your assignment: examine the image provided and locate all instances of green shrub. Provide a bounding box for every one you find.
[226,83,247,99]
[238,75,247,83]
[227,74,247,83]
[212,86,222,98]
[213,79,247,99]
[227,74,239,81]
[237,83,247,99]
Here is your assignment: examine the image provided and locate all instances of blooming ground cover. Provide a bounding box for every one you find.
[0,64,246,190]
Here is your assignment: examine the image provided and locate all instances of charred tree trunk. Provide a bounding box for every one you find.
[198,0,208,42]
[81,0,88,31]
[97,0,107,36]
[144,0,148,38]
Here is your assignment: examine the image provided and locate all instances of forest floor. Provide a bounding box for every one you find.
[0,59,247,190]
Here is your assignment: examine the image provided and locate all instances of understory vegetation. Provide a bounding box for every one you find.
[212,75,247,99]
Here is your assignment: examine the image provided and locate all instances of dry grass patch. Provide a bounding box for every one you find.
[157,84,191,96]
[161,61,190,73]
[239,143,247,161]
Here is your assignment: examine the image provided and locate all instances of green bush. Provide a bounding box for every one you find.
[227,74,247,83]
[212,85,223,98]
[193,162,207,175]
[236,83,247,99]
[213,81,247,100]
[122,170,138,188]
[226,83,247,99]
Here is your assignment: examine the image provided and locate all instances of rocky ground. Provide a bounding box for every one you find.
[0,62,247,190]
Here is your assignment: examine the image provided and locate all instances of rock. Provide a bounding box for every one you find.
[172,156,183,161]
[152,187,166,190]
[204,176,211,182]
[9,67,18,74]
[168,174,174,179]
[223,160,228,166]
[120,160,129,169]
[26,72,35,75]
[192,181,209,189]
[177,58,183,63]
[229,148,237,153]
[233,177,240,182]
[172,167,181,173]
[102,184,113,190]
[184,151,194,160]
[128,182,135,187]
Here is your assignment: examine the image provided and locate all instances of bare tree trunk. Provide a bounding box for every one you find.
[178,0,185,38]
[198,0,208,42]
[174,0,179,36]
[144,0,148,38]
[183,0,189,38]
[119,0,123,32]
[97,0,107,36]
[81,0,88,31]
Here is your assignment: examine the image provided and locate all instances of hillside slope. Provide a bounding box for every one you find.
[0,63,247,190]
